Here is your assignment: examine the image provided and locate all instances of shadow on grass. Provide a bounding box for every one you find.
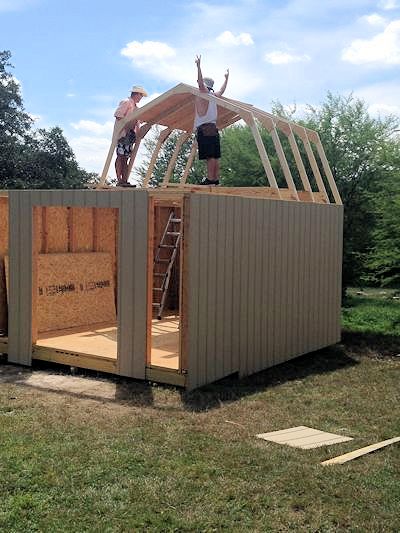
[341,330,400,357]
[0,360,156,407]
[180,344,358,412]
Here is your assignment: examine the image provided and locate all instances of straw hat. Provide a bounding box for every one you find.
[131,85,148,96]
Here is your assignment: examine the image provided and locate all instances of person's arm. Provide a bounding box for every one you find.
[215,69,229,97]
[195,54,207,93]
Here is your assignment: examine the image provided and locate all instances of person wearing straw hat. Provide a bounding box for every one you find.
[194,55,229,185]
[114,85,148,187]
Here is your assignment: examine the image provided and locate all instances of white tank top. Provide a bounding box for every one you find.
[194,97,218,129]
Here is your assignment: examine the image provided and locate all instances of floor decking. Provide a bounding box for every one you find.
[35,317,180,370]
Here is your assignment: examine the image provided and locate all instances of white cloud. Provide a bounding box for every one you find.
[264,50,311,65]
[66,92,76,98]
[68,135,112,174]
[342,19,400,64]
[378,0,399,10]
[121,40,176,66]
[361,13,387,26]
[354,80,400,117]
[70,120,114,136]
[216,31,254,46]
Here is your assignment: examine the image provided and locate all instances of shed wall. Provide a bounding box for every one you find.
[7,190,148,379]
[186,195,343,389]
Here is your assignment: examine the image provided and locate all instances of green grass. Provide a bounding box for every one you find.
[0,291,399,532]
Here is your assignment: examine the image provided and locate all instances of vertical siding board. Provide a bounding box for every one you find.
[132,191,147,378]
[247,198,258,374]
[327,206,336,344]
[223,196,234,376]
[215,196,226,379]
[7,192,20,363]
[197,196,209,386]
[8,192,33,365]
[286,203,296,358]
[118,191,135,376]
[317,204,326,348]
[187,196,201,389]
[295,204,306,355]
[206,196,218,383]
[273,202,283,364]
[231,197,242,374]
[260,201,270,369]
[334,207,343,341]
[239,198,250,376]
[252,200,263,372]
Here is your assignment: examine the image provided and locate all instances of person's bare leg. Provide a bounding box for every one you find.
[206,158,214,181]
[115,156,123,182]
[122,157,130,182]
[207,158,219,182]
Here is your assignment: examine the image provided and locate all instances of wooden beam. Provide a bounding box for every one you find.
[143,128,172,187]
[125,123,152,181]
[161,132,191,187]
[242,113,280,191]
[294,126,329,202]
[180,138,197,185]
[313,136,342,205]
[258,116,298,199]
[321,437,400,465]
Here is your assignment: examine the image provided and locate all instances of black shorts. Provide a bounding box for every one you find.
[196,124,221,160]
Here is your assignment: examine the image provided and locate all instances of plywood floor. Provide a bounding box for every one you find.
[36,317,180,370]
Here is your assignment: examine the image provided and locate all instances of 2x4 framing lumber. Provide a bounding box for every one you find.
[321,437,400,465]
[143,128,172,187]
[161,132,191,187]
[181,139,197,185]
[243,113,280,192]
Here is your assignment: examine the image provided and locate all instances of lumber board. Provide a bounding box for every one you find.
[321,437,400,465]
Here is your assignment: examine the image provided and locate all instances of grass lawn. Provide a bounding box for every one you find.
[0,290,399,532]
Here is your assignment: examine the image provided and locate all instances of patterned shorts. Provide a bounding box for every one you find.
[116,130,136,156]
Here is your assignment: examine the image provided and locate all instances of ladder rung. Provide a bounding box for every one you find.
[159,244,175,248]
[153,287,163,292]
[171,218,181,223]
[152,303,160,307]
[166,231,180,236]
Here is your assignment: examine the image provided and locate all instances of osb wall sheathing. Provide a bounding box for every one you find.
[72,208,94,252]
[43,207,69,252]
[0,197,8,332]
[94,208,118,292]
[34,206,118,290]
[37,252,116,333]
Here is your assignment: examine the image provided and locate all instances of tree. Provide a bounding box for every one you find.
[0,50,95,189]
[295,93,399,289]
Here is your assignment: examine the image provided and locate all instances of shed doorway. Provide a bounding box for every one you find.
[32,205,119,374]
[148,198,183,372]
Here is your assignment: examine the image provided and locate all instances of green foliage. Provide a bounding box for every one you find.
[0,50,95,189]
[295,93,399,288]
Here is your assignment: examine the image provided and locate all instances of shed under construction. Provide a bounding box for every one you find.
[0,83,343,390]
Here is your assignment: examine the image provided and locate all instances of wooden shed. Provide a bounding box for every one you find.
[0,83,343,389]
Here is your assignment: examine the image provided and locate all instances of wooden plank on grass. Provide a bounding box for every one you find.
[321,436,400,465]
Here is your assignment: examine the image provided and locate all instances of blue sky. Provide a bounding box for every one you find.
[2,0,400,176]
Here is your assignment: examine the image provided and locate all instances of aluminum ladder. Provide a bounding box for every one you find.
[152,211,181,320]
